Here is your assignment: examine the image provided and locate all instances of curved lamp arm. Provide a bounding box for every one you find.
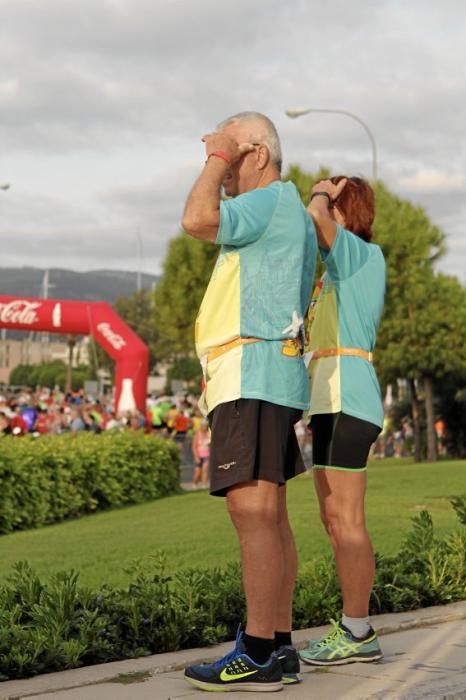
[286,108,377,182]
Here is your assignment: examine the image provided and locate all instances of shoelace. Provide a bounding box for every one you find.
[314,619,346,648]
[212,627,243,670]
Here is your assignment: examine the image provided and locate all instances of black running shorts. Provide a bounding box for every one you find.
[208,399,305,497]
[310,412,381,471]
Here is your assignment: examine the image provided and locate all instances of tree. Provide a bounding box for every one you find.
[167,356,203,394]
[10,360,92,391]
[152,234,218,361]
[437,383,466,458]
[85,289,158,378]
[369,181,448,460]
[377,270,466,460]
[114,289,158,368]
[283,165,331,200]
[9,363,40,387]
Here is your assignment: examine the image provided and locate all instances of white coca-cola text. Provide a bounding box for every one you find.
[0,300,42,325]
[97,322,127,350]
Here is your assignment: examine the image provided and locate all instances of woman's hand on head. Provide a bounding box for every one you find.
[308,178,348,250]
[311,178,347,202]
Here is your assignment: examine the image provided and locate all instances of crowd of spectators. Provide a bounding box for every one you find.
[1,386,121,436]
[0,385,210,487]
[371,415,414,458]
[0,386,311,487]
[2,385,446,477]
[0,385,205,438]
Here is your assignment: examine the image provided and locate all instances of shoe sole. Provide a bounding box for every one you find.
[186,676,283,692]
[283,673,302,684]
[300,653,383,666]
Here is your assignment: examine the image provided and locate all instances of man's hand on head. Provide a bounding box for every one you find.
[182,132,255,242]
[202,132,255,164]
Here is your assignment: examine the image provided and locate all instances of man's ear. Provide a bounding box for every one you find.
[256,144,270,171]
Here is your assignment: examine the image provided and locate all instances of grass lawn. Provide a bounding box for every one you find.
[0,458,465,589]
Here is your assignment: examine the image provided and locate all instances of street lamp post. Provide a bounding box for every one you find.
[285,108,377,182]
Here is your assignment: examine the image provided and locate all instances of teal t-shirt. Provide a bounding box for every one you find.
[307,225,386,427]
[196,180,317,413]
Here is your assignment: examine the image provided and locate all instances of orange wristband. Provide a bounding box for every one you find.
[207,150,232,164]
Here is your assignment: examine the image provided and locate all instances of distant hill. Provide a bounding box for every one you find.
[0,268,159,304]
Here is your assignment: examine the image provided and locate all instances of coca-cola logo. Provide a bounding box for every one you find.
[0,300,42,325]
[52,302,62,328]
[97,322,127,350]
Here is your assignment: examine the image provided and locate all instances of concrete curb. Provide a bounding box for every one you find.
[1,600,466,699]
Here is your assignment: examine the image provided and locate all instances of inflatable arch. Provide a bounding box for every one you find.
[0,296,149,414]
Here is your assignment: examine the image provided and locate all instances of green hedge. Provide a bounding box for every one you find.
[0,499,465,680]
[0,432,180,533]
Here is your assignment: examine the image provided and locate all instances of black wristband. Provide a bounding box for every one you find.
[310,191,332,205]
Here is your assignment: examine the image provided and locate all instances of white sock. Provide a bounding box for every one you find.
[341,614,370,639]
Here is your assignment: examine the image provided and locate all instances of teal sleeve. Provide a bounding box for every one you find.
[216,185,280,247]
[321,225,370,281]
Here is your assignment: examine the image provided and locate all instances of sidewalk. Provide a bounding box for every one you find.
[1,602,466,700]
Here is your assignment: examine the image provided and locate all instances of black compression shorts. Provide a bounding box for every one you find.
[310,412,381,471]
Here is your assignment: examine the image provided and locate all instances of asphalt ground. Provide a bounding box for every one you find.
[2,602,466,700]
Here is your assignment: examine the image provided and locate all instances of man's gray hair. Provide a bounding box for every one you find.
[217,111,282,173]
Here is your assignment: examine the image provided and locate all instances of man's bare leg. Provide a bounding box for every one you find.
[275,483,298,633]
[227,479,283,639]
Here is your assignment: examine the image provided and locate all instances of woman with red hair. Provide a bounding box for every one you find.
[300,176,386,667]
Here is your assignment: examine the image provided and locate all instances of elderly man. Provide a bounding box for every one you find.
[182,112,316,693]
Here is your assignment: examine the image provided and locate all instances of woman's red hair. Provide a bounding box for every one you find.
[326,176,375,242]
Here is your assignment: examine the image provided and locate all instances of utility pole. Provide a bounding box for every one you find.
[136,227,143,292]
[40,270,55,359]
[65,336,76,394]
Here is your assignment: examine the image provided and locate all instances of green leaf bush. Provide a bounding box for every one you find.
[0,498,465,680]
[0,433,180,533]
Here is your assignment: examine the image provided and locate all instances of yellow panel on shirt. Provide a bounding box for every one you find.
[308,279,341,414]
[195,250,240,354]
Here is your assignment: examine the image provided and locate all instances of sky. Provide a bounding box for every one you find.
[0,0,465,283]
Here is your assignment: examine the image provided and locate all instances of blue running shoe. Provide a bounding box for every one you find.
[299,619,383,666]
[276,645,301,684]
[184,627,283,692]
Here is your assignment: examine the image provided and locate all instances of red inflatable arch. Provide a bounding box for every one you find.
[0,296,149,415]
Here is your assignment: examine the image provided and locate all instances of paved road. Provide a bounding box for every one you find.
[2,602,466,700]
